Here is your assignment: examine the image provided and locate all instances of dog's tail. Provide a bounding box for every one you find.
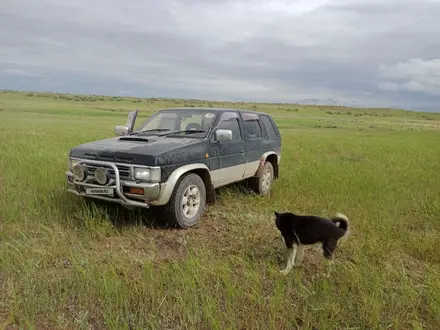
[331,212,350,236]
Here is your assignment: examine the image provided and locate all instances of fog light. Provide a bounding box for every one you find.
[95,167,109,185]
[72,164,87,181]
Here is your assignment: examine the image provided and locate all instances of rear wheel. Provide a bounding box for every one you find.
[164,173,206,228]
[249,161,274,197]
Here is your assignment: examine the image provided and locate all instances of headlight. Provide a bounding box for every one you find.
[134,168,150,181]
[133,167,161,182]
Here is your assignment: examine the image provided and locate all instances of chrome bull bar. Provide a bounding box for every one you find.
[67,159,153,208]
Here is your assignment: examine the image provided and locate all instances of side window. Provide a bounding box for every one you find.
[215,112,242,141]
[244,121,254,136]
[260,115,277,138]
[244,119,262,138]
[242,112,263,138]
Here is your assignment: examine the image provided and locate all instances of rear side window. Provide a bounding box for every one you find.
[260,115,277,138]
[244,119,262,138]
[242,112,263,138]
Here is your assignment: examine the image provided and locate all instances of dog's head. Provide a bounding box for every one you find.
[274,211,296,231]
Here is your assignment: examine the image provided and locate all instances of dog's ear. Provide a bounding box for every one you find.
[274,211,280,218]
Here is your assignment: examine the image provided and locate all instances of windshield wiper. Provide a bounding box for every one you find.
[131,129,171,135]
[161,130,206,136]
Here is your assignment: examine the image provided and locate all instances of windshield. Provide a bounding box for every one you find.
[134,109,218,138]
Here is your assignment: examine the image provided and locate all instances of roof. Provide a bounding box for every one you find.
[159,107,270,116]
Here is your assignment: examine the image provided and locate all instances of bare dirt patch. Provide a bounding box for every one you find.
[93,228,192,265]
[153,232,188,263]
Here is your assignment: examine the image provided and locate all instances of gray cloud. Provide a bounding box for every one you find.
[378,58,440,96]
[1,0,440,111]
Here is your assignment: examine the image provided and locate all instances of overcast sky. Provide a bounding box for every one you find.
[1,0,440,112]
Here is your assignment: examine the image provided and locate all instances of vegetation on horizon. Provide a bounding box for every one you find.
[3,88,437,114]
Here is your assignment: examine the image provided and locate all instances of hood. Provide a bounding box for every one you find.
[69,135,206,166]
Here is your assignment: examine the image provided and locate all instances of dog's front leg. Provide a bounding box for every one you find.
[280,244,297,275]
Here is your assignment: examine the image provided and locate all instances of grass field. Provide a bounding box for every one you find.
[0,90,440,329]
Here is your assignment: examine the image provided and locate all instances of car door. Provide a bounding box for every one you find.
[241,112,267,178]
[208,111,246,188]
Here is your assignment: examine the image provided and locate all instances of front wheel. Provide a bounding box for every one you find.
[249,161,274,197]
[165,173,206,228]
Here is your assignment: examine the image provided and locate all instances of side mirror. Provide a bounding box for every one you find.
[115,125,129,136]
[215,129,233,142]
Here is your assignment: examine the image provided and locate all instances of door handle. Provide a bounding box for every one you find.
[240,149,245,153]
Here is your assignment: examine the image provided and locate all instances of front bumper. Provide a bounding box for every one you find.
[66,159,161,209]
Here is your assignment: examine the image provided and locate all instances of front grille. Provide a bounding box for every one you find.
[85,163,131,180]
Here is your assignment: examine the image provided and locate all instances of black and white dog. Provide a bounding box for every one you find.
[274,211,350,275]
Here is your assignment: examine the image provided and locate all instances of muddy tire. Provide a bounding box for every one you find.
[249,161,274,197]
[164,173,206,228]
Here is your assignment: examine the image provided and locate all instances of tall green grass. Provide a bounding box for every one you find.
[0,91,439,329]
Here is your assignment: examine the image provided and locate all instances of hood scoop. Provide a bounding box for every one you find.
[118,136,151,142]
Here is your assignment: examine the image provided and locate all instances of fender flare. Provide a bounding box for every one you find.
[254,151,280,177]
[151,163,211,206]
